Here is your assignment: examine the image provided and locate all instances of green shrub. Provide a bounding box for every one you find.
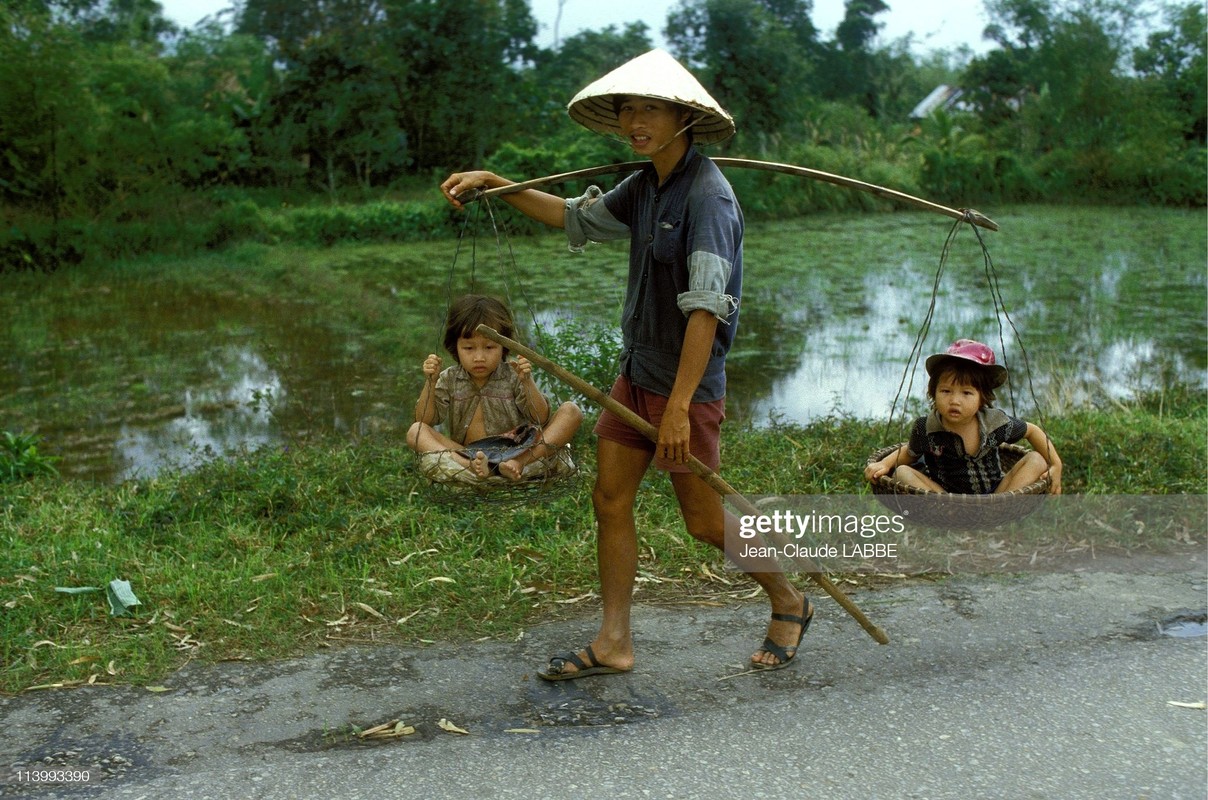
[204,199,276,249]
[1,431,59,482]
[1137,146,1208,206]
[282,201,457,246]
[919,150,998,205]
[531,314,624,412]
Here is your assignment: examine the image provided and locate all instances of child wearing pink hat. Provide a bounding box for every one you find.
[866,339,1063,494]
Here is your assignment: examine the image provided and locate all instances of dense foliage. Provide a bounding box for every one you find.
[1,0,1204,268]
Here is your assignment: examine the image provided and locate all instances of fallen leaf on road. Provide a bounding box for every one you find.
[359,720,416,739]
[438,718,469,735]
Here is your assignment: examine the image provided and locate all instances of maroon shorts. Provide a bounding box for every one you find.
[593,375,726,473]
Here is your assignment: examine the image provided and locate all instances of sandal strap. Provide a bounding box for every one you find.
[759,636,792,663]
[547,645,600,675]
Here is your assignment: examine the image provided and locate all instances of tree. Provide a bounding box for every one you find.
[238,0,387,63]
[167,23,278,186]
[665,0,819,149]
[378,0,538,170]
[834,0,887,52]
[237,0,538,185]
[256,35,404,194]
[982,0,1053,49]
[960,0,1198,200]
[83,0,177,47]
[1133,2,1206,143]
[0,3,104,223]
[525,23,656,143]
[815,0,890,116]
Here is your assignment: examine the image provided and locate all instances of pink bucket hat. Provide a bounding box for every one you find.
[924,339,1008,387]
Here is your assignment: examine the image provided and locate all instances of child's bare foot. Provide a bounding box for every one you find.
[498,458,525,481]
[469,451,492,478]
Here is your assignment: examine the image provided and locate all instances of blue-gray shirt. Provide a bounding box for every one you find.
[564,147,742,403]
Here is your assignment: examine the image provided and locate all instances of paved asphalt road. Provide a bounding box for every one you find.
[3,559,1205,800]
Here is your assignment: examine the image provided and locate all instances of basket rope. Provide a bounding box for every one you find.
[412,197,582,503]
[872,214,1053,527]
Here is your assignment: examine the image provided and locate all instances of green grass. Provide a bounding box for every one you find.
[2,391,1204,694]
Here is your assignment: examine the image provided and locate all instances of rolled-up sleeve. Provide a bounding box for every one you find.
[678,251,738,321]
[564,186,629,252]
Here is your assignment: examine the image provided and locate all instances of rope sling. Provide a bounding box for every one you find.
[867,215,1055,530]
[411,197,581,504]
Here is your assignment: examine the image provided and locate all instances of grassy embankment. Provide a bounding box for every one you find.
[2,389,1204,694]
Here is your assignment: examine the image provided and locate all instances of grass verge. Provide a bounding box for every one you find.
[1,393,1204,694]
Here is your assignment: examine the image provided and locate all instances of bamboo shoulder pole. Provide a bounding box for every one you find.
[460,162,645,203]
[457,157,997,231]
[477,324,889,645]
[711,158,999,231]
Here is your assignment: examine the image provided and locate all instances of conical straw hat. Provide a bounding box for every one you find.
[567,49,735,146]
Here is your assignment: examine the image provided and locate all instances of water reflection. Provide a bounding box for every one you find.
[112,347,280,481]
[3,210,1203,483]
[742,265,1020,422]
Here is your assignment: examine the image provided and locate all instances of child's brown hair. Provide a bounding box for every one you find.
[927,361,999,408]
[443,295,514,359]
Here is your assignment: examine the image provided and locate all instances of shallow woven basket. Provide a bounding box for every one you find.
[415,445,582,509]
[867,442,1050,530]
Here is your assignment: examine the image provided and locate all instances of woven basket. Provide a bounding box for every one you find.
[867,442,1050,530]
[414,444,581,509]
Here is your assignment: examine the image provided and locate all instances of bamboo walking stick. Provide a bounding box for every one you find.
[459,157,997,231]
[477,324,890,645]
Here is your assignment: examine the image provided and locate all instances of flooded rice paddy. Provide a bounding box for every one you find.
[2,205,1204,482]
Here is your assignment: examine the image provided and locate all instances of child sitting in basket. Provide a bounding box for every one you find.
[407,294,582,483]
[865,339,1062,494]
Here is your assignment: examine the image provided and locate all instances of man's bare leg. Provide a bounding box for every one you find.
[668,470,808,668]
[539,439,650,677]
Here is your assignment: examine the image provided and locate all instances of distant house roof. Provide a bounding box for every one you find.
[909,84,966,119]
[910,84,1027,119]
